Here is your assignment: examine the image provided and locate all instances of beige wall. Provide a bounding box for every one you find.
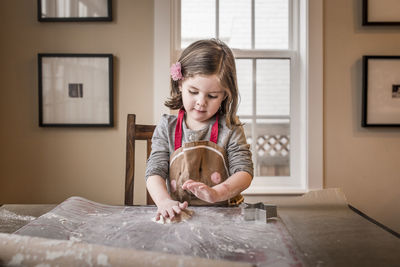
[0,0,153,205]
[324,0,400,233]
[1,0,399,234]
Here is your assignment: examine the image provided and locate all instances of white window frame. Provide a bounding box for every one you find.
[153,0,323,195]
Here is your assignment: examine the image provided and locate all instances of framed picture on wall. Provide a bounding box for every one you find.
[362,0,400,25]
[38,54,114,127]
[38,0,112,22]
[362,56,400,127]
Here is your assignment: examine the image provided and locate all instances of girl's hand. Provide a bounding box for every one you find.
[182,179,218,203]
[156,199,188,221]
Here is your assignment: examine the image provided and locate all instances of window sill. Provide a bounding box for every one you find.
[242,186,307,195]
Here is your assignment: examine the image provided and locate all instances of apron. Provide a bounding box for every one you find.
[168,109,244,206]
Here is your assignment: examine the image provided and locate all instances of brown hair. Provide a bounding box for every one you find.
[165,39,240,128]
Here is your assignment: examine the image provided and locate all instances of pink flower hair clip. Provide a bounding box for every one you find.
[170,62,183,81]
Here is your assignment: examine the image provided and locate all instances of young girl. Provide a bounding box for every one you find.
[145,39,253,221]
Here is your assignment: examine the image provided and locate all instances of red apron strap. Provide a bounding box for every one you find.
[174,109,219,150]
[210,113,219,144]
[174,109,185,150]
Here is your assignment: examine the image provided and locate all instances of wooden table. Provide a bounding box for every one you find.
[1,197,304,266]
[1,189,400,266]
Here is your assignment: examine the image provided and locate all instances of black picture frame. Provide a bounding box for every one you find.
[38,53,114,127]
[362,0,400,26]
[362,56,400,127]
[38,0,112,22]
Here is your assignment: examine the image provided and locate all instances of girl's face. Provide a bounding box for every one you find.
[179,74,226,130]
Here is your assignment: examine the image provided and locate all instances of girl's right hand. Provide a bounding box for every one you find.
[156,199,188,221]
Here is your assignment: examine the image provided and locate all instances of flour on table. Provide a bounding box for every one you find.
[152,209,194,224]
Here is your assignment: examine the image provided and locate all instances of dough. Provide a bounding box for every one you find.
[152,209,194,224]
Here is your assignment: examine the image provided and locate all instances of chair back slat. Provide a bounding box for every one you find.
[125,114,156,206]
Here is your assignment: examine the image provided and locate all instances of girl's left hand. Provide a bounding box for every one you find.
[182,179,218,203]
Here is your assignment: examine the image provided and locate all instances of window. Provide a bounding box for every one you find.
[154,0,323,194]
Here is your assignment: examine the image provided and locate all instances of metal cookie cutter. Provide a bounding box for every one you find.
[241,202,278,223]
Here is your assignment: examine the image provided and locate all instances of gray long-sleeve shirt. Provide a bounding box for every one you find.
[145,113,253,181]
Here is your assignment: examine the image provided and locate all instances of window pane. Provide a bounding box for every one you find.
[236,59,253,115]
[220,0,251,49]
[256,59,290,116]
[241,119,290,177]
[181,0,215,48]
[255,0,288,49]
[255,119,290,176]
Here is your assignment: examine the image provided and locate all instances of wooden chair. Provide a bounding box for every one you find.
[125,114,156,206]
